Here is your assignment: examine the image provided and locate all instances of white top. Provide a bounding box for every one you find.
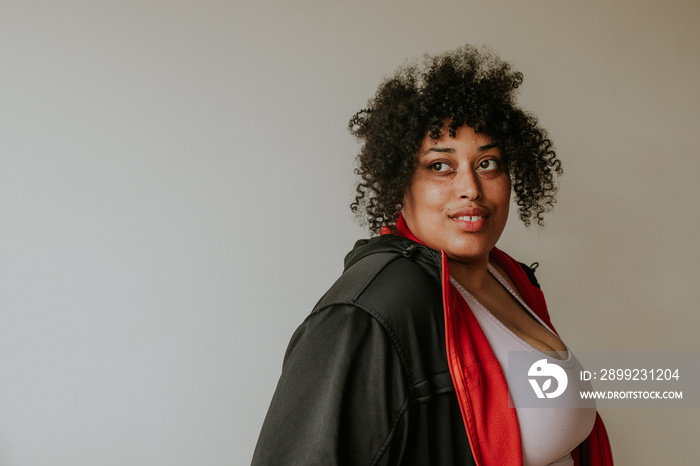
[451,264,596,466]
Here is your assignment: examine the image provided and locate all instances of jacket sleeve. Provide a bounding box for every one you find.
[251,304,411,466]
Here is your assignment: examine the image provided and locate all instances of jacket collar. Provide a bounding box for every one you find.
[381,213,423,244]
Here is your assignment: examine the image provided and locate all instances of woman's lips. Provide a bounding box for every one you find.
[451,216,487,232]
[450,208,489,232]
[454,215,485,222]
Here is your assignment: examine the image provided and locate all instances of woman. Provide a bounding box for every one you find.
[252,45,613,466]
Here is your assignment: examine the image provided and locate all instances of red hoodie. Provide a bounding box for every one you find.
[386,215,613,466]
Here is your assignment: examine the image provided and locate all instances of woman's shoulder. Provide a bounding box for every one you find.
[300,235,449,388]
[313,235,442,318]
[310,235,445,348]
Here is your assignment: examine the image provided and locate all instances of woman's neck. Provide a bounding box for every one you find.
[448,256,491,294]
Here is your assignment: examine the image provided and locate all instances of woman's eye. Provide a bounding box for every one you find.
[478,159,499,171]
[429,162,450,172]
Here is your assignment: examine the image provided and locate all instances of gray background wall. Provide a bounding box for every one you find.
[1,0,698,464]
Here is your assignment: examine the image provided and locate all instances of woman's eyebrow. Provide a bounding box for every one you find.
[423,143,498,155]
[478,143,498,151]
[424,147,455,154]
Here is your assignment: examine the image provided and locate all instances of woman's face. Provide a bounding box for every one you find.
[402,124,511,265]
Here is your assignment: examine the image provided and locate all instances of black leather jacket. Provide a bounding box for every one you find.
[252,235,492,465]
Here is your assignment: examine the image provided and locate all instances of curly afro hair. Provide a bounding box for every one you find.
[348,45,562,234]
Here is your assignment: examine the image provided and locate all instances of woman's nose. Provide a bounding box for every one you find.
[457,169,482,201]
